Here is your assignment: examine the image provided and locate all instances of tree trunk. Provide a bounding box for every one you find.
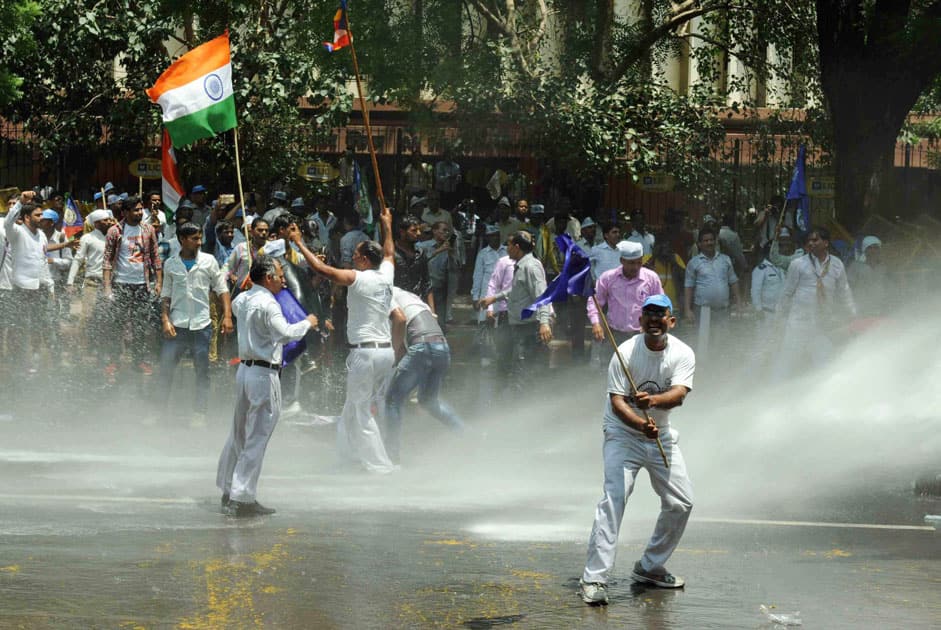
[816,0,941,230]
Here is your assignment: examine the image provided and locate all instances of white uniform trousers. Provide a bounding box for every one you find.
[582,424,694,584]
[216,363,282,502]
[336,347,396,473]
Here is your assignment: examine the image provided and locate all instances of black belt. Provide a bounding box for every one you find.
[348,342,392,349]
[412,335,446,344]
[241,359,280,370]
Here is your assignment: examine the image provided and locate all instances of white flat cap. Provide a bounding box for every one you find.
[617,241,644,260]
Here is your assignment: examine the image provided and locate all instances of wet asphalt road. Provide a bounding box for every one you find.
[0,398,938,630]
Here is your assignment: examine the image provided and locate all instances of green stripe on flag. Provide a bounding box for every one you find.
[165,96,237,147]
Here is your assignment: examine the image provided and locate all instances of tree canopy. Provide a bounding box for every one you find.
[3,1,941,227]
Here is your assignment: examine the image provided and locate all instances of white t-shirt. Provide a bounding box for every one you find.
[115,223,146,285]
[346,260,393,345]
[603,334,695,435]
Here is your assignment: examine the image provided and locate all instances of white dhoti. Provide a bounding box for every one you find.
[336,347,396,473]
[582,424,694,584]
[216,364,282,502]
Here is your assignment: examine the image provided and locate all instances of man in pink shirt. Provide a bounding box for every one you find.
[485,252,514,323]
[587,240,663,367]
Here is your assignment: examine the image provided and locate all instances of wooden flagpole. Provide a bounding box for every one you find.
[343,7,389,230]
[232,127,252,263]
[591,294,669,468]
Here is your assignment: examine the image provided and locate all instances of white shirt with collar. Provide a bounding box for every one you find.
[232,283,311,365]
[68,229,107,285]
[160,251,229,331]
[4,201,51,290]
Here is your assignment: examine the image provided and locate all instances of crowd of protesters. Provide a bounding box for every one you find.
[0,154,891,453]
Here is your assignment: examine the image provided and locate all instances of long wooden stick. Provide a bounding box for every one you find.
[591,294,669,468]
[232,127,252,264]
[344,7,388,228]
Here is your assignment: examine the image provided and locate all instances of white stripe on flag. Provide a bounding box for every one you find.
[156,63,234,123]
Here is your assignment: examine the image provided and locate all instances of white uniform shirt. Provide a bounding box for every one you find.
[160,251,229,330]
[67,229,107,285]
[4,202,50,290]
[346,260,394,345]
[233,283,311,364]
[750,258,785,312]
[603,334,695,435]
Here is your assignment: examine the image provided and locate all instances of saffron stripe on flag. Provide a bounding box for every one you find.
[146,32,231,100]
[164,96,237,148]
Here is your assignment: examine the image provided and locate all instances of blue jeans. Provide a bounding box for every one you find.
[384,342,464,463]
[159,325,211,412]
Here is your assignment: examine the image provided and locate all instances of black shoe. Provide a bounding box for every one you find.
[224,499,276,517]
[221,492,229,507]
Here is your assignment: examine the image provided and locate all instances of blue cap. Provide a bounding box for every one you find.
[119,192,128,201]
[191,184,207,194]
[642,294,673,311]
[272,190,288,202]
[93,192,103,201]
[103,182,115,193]
[41,209,60,222]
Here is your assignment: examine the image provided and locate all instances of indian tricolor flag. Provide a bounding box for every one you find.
[161,129,184,217]
[146,32,237,148]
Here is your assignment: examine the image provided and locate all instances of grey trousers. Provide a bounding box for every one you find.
[216,363,282,502]
[582,424,694,584]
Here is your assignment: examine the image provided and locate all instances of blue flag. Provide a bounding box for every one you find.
[522,234,594,319]
[63,195,84,237]
[274,288,308,367]
[786,145,810,234]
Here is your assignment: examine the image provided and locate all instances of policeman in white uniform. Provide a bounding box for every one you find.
[216,254,316,517]
[288,206,398,474]
[579,294,695,605]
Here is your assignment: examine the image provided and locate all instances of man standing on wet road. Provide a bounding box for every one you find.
[579,294,695,605]
[217,254,317,517]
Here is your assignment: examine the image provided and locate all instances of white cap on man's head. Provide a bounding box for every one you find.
[87,209,110,224]
[484,224,500,235]
[617,241,644,260]
[497,196,511,207]
[581,217,596,229]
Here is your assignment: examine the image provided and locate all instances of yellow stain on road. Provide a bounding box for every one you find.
[177,535,292,629]
[424,539,477,548]
[824,549,853,559]
[0,565,20,573]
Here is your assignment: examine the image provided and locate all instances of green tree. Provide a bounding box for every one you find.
[0,0,40,108]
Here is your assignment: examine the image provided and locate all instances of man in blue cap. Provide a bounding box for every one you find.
[189,185,210,228]
[579,293,696,605]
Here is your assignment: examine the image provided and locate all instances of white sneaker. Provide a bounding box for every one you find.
[579,579,608,605]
